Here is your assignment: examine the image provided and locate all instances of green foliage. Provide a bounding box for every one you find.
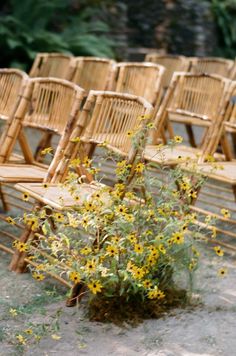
[211,0,236,57]
[0,0,115,70]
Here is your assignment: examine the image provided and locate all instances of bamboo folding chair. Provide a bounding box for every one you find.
[68,57,115,92]
[190,57,234,78]
[0,77,85,213]
[34,56,116,161]
[10,91,153,280]
[29,53,73,79]
[145,53,190,89]
[146,72,231,163]
[110,62,165,111]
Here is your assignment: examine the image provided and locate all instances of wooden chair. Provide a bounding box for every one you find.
[68,57,115,92]
[145,72,231,165]
[110,62,165,109]
[0,68,28,122]
[0,77,85,213]
[9,91,153,278]
[190,57,234,78]
[29,53,73,79]
[145,53,190,89]
[34,56,116,161]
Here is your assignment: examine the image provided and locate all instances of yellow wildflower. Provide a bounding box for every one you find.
[53,212,64,222]
[24,329,33,335]
[172,231,184,244]
[217,267,228,277]
[135,162,145,173]
[106,245,118,257]
[174,135,183,143]
[41,147,53,155]
[16,242,28,252]
[134,243,144,254]
[158,244,166,254]
[9,308,18,317]
[221,209,231,219]
[85,259,96,274]
[69,271,81,283]
[88,280,102,294]
[22,192,29,201]
[143,279,152,289]
[80,246,92,255]
[6,216,15,225]
[16,334,27,345]
[32,272,45,281]
[214,246,224,257]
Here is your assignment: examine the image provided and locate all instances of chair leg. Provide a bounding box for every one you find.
[0,183,9,212]
[220,132,234,161]
[232,185,236,202]
[185,124,197,147]
[34,132,53,162]
[9,227,33,273]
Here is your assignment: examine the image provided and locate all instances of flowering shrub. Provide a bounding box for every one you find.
[11,126,227,323]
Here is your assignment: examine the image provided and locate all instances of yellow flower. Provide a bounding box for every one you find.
[188,190,197,199]
[81,217,89,228]
[127,261,136,272]
[135,162,145,173]
[192,247,200,257]
[106,245,118,257]
[16,334,27,345]
[211,226,217,239]
[133,267,146,280]
[41,147,53,155]
[24,329,33,335]
[115,205,128,215]
[143,279,152,289]
[69,271,81,283]
[158,244,166,254]
[180,182,190,191]
[124,213,135,222]
[53,212,65,222]
[148,287,165,300]
[172,232,184,245]
[217,267,228,277]
[83,156,92,168]
[30,217,39,231]
[85,259,96,274]
[220,209,231,219]
[134,243,144,254]
[9,308,18,317]
[70,136,81,143]
[6,216,15,225]
[51,334,61,340]
[22,192,29,201]
[67,212,79,228]
[69,158,81,168]
[214,246,224,257]
[32,272,45,281]
[16,242,28,252]
[80,246,92,255]
[206,154,215,162]
[126,130,134,138]
[174,135,183,143]
[88,280,102,294]
[111,235,120,244]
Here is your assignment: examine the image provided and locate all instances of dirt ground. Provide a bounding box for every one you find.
[0,245,236,356]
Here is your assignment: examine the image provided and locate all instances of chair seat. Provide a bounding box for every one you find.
[15,182,102,210]
[192,162,236,184]
[144,145,202,165]
[0,164,46,182]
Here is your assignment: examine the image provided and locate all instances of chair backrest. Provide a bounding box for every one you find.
[29,53,72,79]
[0,78,85,163]
[153,72,230,146]
[111,62,165,106]
[69,57,115,92]
[0,68,28,120]
[145,54,189,88]
[49,91,153,183]
[190,57,234,78]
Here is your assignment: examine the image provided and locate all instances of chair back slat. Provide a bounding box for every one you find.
[70,57,115,92]
[145,54,189,88]
[50,91,153,183]
[29,53,72,79]
[169,74,228,119]
[190,57,234,78]
[112,62,165,106]
[0,69,28,119]
[0,78,85,163]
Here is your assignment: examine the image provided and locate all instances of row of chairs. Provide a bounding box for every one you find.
[0,54,236,281]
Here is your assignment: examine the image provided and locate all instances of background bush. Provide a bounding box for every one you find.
[0,0,115,70]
